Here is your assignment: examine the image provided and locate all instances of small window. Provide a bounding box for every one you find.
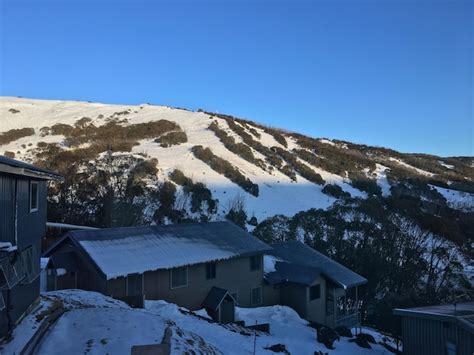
[309,284,321,300]
[251,287,262,305]
[206,262,216,280]
[250,256,261,271]
[170,267,188,289]
[30,181,39,212]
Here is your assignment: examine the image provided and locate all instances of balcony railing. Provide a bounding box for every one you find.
[335,312,360,328]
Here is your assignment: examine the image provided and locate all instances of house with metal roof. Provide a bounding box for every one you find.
[0,156,62,338]
[44,222,272,312]
[263,240,367,328]
[394,303,474,355]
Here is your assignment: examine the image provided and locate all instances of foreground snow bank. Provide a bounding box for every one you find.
[3,290,395,355]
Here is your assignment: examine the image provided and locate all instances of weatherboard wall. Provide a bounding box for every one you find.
[0,172,47,337]
[400,316,474,355]
[140,255,265,310]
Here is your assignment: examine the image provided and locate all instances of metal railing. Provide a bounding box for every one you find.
[335,311,360,328]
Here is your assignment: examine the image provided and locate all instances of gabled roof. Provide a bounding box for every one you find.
[0,156,63,181]
[265,240,367,289]
[47,222,271,280]
[202,287,236,311]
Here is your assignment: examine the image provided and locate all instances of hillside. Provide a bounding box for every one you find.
[1,97,473,325]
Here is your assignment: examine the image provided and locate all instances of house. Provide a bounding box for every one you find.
[0,156,62,337]
[44,222,272,315]
[44,222,368,328]
[262,240,367,328]
[394,303,474,355]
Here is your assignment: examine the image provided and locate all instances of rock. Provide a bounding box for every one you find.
[316,326,339,349]
[358,332,376,344]
[264,343,290,354]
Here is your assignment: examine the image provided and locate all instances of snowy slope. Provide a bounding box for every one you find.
[3,290,397,355]
[0,97,359,220]
[1,96,472,222]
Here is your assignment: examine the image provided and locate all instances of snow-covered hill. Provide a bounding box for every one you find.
[1,97,472,223]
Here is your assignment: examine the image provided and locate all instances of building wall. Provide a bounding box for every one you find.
[305,276,326,324]
[262,284,281,307]
[280,283,307,319]
[47,241,107,294]
[401,316,474,355]
[0,173,47,337]
[124,255,265,310]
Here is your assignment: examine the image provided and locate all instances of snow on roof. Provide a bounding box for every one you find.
[0,155,63,180]
[266,240,367,289]
[65,222,271,279]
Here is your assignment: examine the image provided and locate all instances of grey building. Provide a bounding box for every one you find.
[0,156,62,338]
[394,303,474,355]
[263,241,367,328]
[44,222,272,311]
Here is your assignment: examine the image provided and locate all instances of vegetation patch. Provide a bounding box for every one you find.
[208,122,265,170]
[322,184,350,199]
[271,146,324,185]
[191,145,259,197]
[8,108,20,114]
[169,169,217,214]
[0,127,35,145]
[154,131,188,147]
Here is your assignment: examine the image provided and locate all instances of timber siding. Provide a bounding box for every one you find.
[104,255,264,310]
[0,157,62,338]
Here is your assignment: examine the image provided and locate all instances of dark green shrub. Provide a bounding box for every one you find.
[322,184,350,199]
[208,122,265,170]
[154,131,188,147]
[191,145,259,197]
[8,108,20,114]
[0,128,35,145]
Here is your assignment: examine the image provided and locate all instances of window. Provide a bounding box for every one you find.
[0,258,19,289]
[206,262,216,280]
[30,181,39,212]
[250,256,261,271]
[309,284,321,301]
[251,287,262,305]
[170,267,188,289]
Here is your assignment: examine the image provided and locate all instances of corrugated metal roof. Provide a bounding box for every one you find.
[202,287,236,311]
[65,222,272,279]
[0,156,63,180]
[266,240,367,289]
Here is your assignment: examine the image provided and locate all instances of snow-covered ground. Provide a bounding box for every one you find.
[2,290,397,355]
[431,185,474,212]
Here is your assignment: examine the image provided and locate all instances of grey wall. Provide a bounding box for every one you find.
[401,316,474,355]
[305,276,326,324]
[0,172,48,337]
[280,283,307,319]
[47,240,107,294]
[122,254,265,310]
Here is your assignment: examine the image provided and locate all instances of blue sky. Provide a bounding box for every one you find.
[1,0,472,157]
